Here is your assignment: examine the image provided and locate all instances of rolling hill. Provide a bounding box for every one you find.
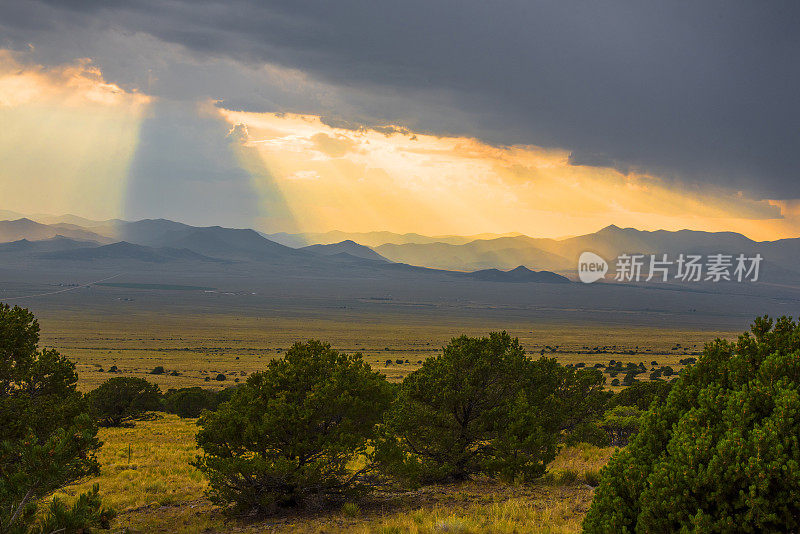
[301,240,389,262]
[462,266,570,283]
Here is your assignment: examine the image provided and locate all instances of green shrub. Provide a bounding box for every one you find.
[621,370,637,386]
[341,502,361,517]
[149,365,165,375]
[585,316,800,532]
[163,387,219,418]
[374,332,570,484]
[37,484,115,533]
[599,405,642,446]
[87,377,162,427]
[194,340,394,515]
[0,303,113,533]
[608,379,672,411]
[565,422,611,447]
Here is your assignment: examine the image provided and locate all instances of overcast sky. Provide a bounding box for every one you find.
[0,1,798,237]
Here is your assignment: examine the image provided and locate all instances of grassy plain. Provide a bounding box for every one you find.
[33,310,736,391]
[31,308,737,532]
[51,415,613,533]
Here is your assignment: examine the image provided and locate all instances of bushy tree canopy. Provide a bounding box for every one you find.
[163,387,219,418]
[584,316,800,532]
[599,405,642,447]
[607,380,673,411]
[375,332,579,484]
[194,340,394,515]
[87,377,162,427]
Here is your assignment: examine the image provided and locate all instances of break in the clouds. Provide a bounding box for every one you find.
[1,0,799,201]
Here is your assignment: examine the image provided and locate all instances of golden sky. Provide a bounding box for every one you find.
[219,107,795,240]
[0,50,149,220]
[0,49,796,241]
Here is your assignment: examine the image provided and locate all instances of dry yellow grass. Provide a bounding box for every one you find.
[44,415,614,533]
[31,311,730,391]
[50,415,206,515]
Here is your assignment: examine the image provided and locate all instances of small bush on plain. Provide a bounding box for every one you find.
[87,377,162,427]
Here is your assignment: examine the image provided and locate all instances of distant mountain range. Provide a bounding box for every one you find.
[263,230,524,248]
[1,215,799,285]
[377,225,800,281]
[3,213,799,331]
[0,218,110,244]
[0,218,568,284]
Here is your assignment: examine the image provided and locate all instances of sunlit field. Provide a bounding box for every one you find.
[34,310,734,391]
[50,414,613,533]
[27,310,727,532]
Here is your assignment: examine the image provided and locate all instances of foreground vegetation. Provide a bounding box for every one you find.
[6,303,800,532]
[585,315,800,532]
[0,304,114,533]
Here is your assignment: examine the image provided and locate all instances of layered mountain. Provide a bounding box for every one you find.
[2,217,799,285]
[301,240,389,262]
[0,218,110,244]
[462,266,570,283]
[264,230,523,248]
[0,218,569,285]
[373,225,800,279]
[101,219,299,262]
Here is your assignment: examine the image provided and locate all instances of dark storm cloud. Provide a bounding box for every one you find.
[568,151,630,176]
[2,0,799,198]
